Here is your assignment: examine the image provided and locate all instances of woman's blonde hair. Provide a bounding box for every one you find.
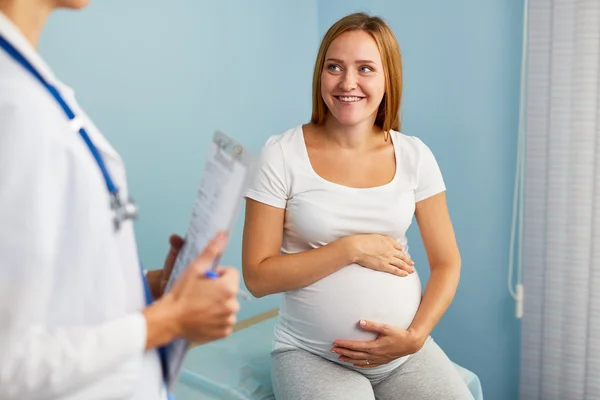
[311,13,403,136]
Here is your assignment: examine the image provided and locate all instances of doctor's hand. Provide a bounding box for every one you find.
[146,234,184,300]
[344,234,415,277]
[331,320,426,368]
[143,233,240,350]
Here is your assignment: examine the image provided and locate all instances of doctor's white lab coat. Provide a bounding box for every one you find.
[0,13,165,400]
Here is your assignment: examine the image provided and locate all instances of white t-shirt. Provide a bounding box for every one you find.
[245,125,446,377]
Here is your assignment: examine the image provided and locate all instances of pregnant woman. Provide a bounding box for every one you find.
[242,12,474,400]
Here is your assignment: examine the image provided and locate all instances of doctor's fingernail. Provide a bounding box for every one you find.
[359,320,366,327]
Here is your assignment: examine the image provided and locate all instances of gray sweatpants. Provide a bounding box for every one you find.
[272,338,475,400]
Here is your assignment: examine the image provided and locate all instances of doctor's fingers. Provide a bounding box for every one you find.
[189,233,228,274]
[194,273,240,305]
[188,321,236,342]
[198,300,239,323]
[164,235,184,265]
[169,234,185,250]
[212,267,240,288]
[221,298,241,315]
[194,324,235,342]
[191,303,239,338]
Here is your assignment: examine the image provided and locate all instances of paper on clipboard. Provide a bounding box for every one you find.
[162,130,255,389]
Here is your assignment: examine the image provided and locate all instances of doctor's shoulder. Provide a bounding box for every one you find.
[0,54,40,102]
[0,74,73,147]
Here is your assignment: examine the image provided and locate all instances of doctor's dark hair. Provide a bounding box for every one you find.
[310,13,403,136]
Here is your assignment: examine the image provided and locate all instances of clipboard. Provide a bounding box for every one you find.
[162,130,255,390]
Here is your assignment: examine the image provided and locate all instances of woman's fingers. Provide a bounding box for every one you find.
[387,238,414,266]
[379,261,408,277]
[337,356,386,368]
[389,238,406,253]
[372,258,412,276]
[355,362,383,369]
[393,248,414,265]
[390,257,414,274]
[333,348,372,360]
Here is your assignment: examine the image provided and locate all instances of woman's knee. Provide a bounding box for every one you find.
[373,339,474,400]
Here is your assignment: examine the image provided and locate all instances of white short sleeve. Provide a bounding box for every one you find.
[414,137,446,202]
[245,135,288,209]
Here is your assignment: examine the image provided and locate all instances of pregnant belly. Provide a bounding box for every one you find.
[277,264,422,355]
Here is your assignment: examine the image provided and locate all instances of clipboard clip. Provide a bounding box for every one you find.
[213,131,245,169]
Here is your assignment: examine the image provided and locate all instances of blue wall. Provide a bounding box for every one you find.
[318,2,524,399]
[41,1,523,399]
[40,0,319,320]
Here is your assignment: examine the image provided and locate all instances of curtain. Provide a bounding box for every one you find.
[520,1,600,399]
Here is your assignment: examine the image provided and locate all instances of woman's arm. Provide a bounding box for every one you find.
[407,191,461,347]
[242,199,413,298]
[242,199,356,298]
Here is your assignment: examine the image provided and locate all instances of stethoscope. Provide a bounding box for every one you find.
[0,34,137,232]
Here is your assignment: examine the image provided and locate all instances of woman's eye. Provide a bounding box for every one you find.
[360,66,373,73]
[327,64,341,72]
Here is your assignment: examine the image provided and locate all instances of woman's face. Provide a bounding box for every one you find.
[320,30,386,128]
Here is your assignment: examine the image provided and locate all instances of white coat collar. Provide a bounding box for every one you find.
[0,11,121,161]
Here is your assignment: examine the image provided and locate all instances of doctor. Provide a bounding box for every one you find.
[0,0,240,399]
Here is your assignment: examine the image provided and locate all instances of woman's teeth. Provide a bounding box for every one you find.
[337,96,363,102]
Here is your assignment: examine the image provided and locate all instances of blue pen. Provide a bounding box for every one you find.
[204,259,251,301]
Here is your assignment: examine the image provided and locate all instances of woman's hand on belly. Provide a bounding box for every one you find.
[344,234,415,277]
[330,319,426,368]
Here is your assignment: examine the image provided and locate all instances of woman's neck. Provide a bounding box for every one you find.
[0,0,53,48]
[322,115,383,150]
